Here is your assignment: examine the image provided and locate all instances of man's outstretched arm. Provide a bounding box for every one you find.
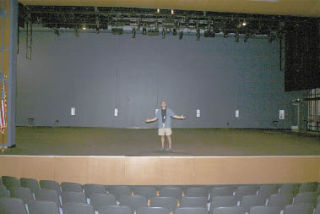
[145,117,158,123]
[173,115,186,119]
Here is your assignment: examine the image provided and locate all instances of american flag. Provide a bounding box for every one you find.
[0,84,6,132]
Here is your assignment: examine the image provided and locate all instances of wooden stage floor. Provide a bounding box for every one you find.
[3,127,320,156]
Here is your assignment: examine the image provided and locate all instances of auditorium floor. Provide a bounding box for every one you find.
[2,127,320,156]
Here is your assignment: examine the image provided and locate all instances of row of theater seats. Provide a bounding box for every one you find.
[0,176,320,214]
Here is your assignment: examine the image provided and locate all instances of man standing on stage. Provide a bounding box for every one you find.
[145,101,186,151]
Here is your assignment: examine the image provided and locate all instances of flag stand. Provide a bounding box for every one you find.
[0,129,6,152]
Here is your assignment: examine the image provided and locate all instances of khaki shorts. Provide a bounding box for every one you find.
[158,128,172,136]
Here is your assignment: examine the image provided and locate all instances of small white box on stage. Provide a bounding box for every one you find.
[279,110,285,120]
[196,109,200,118]
[71,107,76,116]
[235,110,239,118]
[114,108,118,117]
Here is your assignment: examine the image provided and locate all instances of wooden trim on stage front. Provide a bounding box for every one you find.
[0,155,319,185]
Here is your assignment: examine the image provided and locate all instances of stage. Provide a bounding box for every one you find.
[5,127,320,156]
[0,127,320,185]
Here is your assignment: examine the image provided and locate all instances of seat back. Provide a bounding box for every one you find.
[36,189,61,206]
[20,178,40,195]
[249,206,281,214]
[62,191,87,204]
[39,180,61,193]
[0,197,27,214]
[180,196,207,208]
[137,207,170,214]
[28,200,60,214]
[12,187,34,204]
[150,196,178,212]
[90,193,116,210]
[97,205,132,214]
[63,202,94,214]
[61,182,83,192]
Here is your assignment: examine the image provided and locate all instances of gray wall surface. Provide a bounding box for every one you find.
[16,31,306,128]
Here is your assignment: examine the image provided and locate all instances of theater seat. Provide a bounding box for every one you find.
[97,205,132,214]
[62,191,86,204]
[150,196,178,212]
[137,207,170,214]
[36,188,61,206]
[0,197,27,214]
[185,187,208,198]
[284,203,314,214]
[61,182,83,192]
[249,206,281,214]
[119,194,147,211]
[39,180,61,193]
[20,178,41,195]
[213,207,245,214]
[175,207,208,214]
[89,193,117,210]
[84,184,106,198]
[11,187,35,204]
[63,202,94,214]
[180,196,208,207]
[0,184,10,198]
[28,200,59,214]
[159,186,183,199]
[132,186,157,199]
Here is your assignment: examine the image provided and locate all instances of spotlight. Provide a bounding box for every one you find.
[179,31,183,40]
[235,32,239,42]
[171,9,174,15]
[82,25,87,30]
[157,8,160,13]
[132,28,136,38]
[242,20,247,26]
[173,28,177,36]
[142,27,147,35]
[162,28,166,39]
[196,28,200,41]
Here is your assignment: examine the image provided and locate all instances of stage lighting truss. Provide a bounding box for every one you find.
[18,4,318,42]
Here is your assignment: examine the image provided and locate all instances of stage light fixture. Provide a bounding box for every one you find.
[53,28,60,36]
[171,9,174,15]
[173,28,177,36]
[196,28,200,41]
[244,33,250,42]
[157,8,160,13]
[162,28,166,39]
[142,27,147,35]
[132,28,136,38]
[268,32,276,43]
[74,28,79,37]
[235,32,239,42]
[179,31,183,40]
[242,20,247,26]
